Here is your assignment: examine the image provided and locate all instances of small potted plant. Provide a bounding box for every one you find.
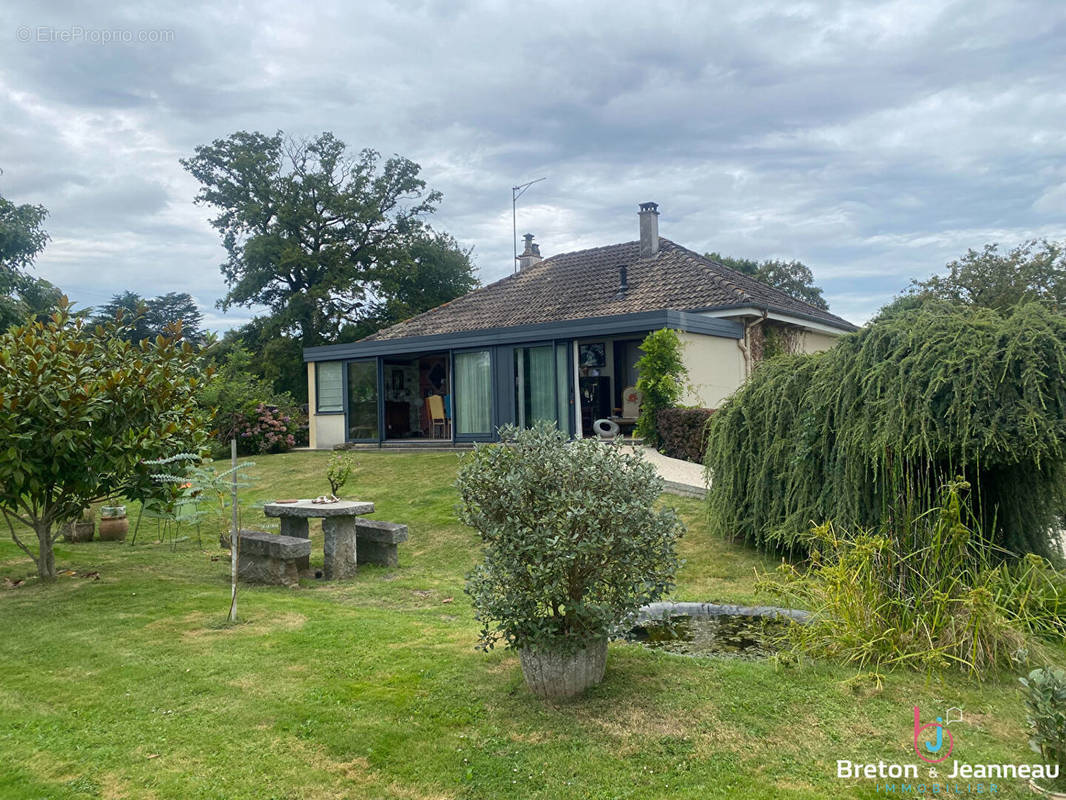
[62,507,95,543]
[457,423,684,700]
[98,501,129,542]
[1021,666,1066,797]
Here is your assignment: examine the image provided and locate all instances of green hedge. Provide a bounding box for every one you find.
[705,302,1066,558]
[656,407,714,464]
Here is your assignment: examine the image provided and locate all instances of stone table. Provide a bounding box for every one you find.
[263,499,374,579]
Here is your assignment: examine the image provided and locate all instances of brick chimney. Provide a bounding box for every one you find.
[638,202,659,257]
[518,233,542,270]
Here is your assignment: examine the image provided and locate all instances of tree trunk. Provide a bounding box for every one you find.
[35,521,56,581]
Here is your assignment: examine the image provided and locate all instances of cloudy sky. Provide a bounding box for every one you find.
[2,0,1064,329]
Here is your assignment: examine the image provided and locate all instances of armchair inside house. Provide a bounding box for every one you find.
[611,386,642,428]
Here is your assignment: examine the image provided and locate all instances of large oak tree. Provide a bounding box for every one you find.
[182,130,445,347]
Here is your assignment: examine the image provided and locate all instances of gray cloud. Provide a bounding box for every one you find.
[1,0,1064,327]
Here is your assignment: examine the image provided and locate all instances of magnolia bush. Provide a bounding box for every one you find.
[457,423,684,655]
[0,304,209,579]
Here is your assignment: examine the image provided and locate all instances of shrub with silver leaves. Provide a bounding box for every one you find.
[458,423,684,656]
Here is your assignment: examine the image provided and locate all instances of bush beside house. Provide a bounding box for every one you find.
[634,329,688,447]
[199,345,303,456]
[656,407,715,463]
[705,301,1066,558]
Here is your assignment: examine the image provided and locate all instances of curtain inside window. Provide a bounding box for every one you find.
[525,346,556,425]
[454,350,491,434]
[555,343,569,434]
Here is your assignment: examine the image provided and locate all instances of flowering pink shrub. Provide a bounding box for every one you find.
[234,404,298,454]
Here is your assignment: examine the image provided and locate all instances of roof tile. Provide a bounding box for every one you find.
[363,238,856,341]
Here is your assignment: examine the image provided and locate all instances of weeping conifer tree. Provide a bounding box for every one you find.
[705,301,1066,558]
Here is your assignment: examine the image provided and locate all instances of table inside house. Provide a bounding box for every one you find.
[262,499,375,579]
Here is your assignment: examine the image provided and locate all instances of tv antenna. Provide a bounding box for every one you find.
[512,177,546,274]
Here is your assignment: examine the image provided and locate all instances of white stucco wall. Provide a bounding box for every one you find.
[797,330,840,354]
[307,362,347,449]
[677,331,746,409]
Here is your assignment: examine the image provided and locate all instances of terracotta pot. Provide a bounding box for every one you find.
[518,638,608,700]
[62,520,95,543]
[98,515,129,542]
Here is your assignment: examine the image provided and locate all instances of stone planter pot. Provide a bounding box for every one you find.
[62,519,95,543]
[98,507,128,542]
[518,638,608,700]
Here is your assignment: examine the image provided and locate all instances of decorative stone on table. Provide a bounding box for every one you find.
[354,519,409,567]
[237,530,310,587]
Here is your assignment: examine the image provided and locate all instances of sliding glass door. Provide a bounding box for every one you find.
[514,343,571,433]
[347,360,379,441]
[454,350,492,437]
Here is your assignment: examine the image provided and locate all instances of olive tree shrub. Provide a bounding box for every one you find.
[457,423,684,656]
[0,305,209,579]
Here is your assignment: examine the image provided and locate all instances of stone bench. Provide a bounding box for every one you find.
[354,520,408,567]
[237,529,311,587]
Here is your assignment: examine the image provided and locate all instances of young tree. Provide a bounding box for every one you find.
[0,303,210,580]
[182,130,443,347]
[706,252,829,310]
[902,240,1066,312]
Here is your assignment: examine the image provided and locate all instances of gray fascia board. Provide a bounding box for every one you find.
[688,302,859,332]
[303,311,743,362]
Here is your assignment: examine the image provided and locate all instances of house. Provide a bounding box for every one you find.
[303,202,857,448]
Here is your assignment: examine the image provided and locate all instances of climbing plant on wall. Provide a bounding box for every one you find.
[635,329,688,446]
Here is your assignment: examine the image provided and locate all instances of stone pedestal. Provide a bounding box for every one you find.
[279,517,310,572]
[237,530,311,587]
[322,517,358,580]
[354,519,409,567]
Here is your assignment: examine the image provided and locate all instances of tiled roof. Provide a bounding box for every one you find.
[363,238,856,342]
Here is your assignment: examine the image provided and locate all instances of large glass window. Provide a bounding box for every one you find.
[316,362,344,413]
[454,350,492,435]
[347,361,379,440]
[515,345,557,428]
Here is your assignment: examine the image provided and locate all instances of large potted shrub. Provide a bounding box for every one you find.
[457,423,684,700]
[1021,666,1066,796]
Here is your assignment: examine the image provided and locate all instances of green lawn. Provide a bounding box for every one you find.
[0,451,1055,799]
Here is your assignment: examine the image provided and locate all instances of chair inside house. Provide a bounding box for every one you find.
[427,394,450,439]
[612,386,642,426]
